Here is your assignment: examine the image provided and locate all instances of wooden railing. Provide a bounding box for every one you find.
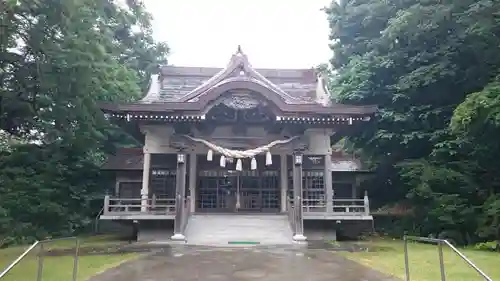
[101,193,371,217]
[103,196,176,215]
[302,193,370,215]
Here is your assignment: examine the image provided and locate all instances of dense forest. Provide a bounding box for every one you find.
[0,0,167,244]
[1,0,500,247]
[326,0,500,246]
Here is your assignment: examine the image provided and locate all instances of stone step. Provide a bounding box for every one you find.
[185,214,294,246]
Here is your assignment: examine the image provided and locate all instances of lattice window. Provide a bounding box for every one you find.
[261,170,280,210]
[150,169,176,199]
[287,170,326,207]
[303,171,325,207]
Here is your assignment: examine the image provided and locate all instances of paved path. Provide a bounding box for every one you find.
[88,246,399,281]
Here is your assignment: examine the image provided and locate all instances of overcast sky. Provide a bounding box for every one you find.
[143,0,333,69]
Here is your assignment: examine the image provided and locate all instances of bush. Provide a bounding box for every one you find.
[473,241,500,252]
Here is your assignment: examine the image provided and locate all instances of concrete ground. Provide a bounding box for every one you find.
[87,246,399,281]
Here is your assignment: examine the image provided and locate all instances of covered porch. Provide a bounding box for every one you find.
[99,151,372,221]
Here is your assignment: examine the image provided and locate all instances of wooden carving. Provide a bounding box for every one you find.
[221,94,260,110]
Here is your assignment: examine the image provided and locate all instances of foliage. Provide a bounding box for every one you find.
[326,0,500,242]
[0,0,167,244]
[473,241,500,252]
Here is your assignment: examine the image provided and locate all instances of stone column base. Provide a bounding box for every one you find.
[171,233,186,241]
[293,234,307,242]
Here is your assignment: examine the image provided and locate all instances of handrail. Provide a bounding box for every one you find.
[0,241,39,278]
[0,236,80,280]
[103,195,176,215]
[404,236,493,281]
[94,207,104,233]
[301,193,370,215]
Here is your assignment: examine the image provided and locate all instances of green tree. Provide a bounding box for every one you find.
[0,0,167,243]
[326,0,500,241]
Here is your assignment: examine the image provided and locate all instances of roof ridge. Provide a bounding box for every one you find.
[177,46,301,103]
[162,65,316,72]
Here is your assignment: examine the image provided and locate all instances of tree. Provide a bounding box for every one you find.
[0,0,167,243]
[326,0,500,241]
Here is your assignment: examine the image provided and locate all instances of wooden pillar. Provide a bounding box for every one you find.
[103,195,110,215]
[292,152,306,241]
[188,153,197,212]
[114,180,120,196]
[324,154,333,213]
[172,153,187,240]
[280,154,288,213]
[140,151,151,212]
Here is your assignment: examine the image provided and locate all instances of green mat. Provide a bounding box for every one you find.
[228,241,261,245]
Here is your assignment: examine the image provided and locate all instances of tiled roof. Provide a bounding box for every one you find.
[140,47,324,105]
[152,66,318,104]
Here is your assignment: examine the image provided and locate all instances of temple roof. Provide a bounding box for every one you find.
[144,66,319,104]
[100,46,377,120]
[141,46,331,106]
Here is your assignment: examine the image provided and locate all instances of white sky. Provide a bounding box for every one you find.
[143,0,333,69]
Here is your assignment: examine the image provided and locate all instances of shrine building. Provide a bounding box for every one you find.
[99,47,377,244]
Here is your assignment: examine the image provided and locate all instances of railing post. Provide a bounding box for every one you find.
[438,241,446,281]
[171,153,187,241]
[36,243,44,281]
[103,195,110,215]
[141,151,151,212]
[292,152,306,242]
[72,239,79,281]
[172,194,184,240]
[151,194,156,209]
[324,154,333,213]
[404,236,410,281]
[294,195,305,240]
[363,191,370,215]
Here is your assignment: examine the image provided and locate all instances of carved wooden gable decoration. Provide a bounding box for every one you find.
[205,89,274,125]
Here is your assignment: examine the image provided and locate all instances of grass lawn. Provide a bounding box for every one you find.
[338,239,499,281]
[0,235,140,281]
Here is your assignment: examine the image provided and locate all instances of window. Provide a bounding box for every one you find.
[150,169,176,199]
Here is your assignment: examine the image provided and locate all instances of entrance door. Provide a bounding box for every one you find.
[196,169,280,213]
[238,170,261,212]
[197,170,237,212]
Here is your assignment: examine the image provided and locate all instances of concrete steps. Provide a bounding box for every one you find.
[185,214,294,246]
